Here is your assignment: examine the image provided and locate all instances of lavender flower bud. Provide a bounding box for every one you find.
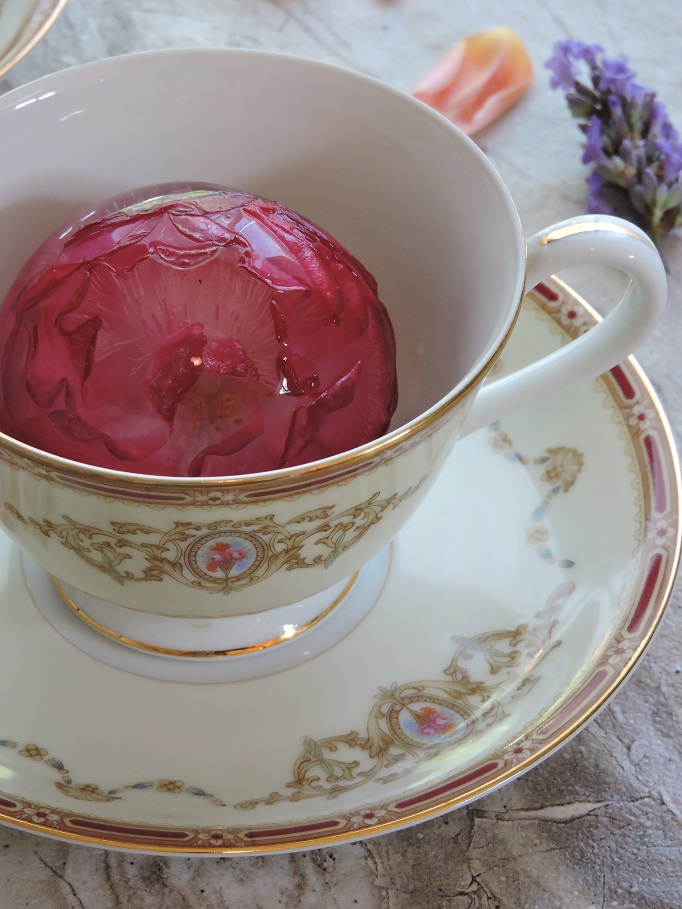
[642,167,659,203]
[630,185,651,217]
[567,82,600,119]
[654,139,682,183]
[663,183,682,210]
[581,116,608,165]
[545,39,682,249]
[596,57,636,95]
[585,171,611,214]
[607,95,628,141]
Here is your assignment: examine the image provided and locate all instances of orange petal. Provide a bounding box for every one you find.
[412,28,533,135]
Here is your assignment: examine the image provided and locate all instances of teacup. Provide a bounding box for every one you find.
[0,49,666,663]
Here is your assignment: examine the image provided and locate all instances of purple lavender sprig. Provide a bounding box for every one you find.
[545,39,682,249]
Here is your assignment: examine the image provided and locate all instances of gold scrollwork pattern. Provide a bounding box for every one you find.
[0,583,571,815]
[4,481,424,592]
[236,582,573,808]
[0,740,226,806]
[488,424,584,567]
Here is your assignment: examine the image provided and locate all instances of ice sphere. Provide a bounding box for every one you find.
[0,185,398,476]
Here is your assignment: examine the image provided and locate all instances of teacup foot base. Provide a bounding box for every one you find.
[21,547,391,683]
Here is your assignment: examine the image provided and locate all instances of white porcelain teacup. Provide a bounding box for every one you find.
[0,49,666,662]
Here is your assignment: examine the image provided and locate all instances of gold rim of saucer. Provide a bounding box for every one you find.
[50,571,359,658]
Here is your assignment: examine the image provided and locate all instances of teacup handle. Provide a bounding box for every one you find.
[461,215,667,436]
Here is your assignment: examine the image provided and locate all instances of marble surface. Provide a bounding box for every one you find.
[1,1,681,906]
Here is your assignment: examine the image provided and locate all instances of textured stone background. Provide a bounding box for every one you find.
[1,1,681,907]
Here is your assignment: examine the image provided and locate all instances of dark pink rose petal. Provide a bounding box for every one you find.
[282,362,361,465]
[144,323,207,422]
[62,315,102,385]
[203,337,260,381]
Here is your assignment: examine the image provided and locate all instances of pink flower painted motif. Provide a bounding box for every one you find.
[400,704,464,744]
[348,807,396,829]
[606,637,635,666]
[627,403,655,430]
[416,707,457,737]
[203,541,249,574]
[413,28,533,136]
[19,806,63,826]
[652,517,677,546]
[193,829,235,848]
[557,300,592,332]
[503,743,534,765]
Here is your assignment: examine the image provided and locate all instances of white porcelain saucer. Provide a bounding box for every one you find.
[0,0,67,80]
[0,279,678,855]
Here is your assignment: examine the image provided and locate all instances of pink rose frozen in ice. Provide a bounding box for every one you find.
[0,185,398,477]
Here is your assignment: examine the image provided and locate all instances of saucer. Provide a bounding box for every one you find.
[0,278,678,855]
[0,0,67,80]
